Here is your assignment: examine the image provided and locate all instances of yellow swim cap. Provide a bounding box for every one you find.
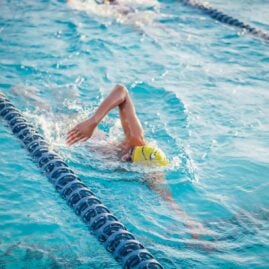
[132,145,169,166]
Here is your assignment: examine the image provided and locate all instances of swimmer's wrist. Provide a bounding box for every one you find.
[89,115,99,127]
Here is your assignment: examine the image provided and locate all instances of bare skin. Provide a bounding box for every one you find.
[66,85,213,240]
[66,85,145,153]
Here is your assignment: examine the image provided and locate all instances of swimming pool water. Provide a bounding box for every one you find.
[1,0,269,268]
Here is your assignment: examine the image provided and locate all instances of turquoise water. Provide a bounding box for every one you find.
[1,0,269,268]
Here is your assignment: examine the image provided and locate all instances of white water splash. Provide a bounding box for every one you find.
[68,0,160,26]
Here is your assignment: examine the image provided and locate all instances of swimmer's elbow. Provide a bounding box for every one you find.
[114,84,128,102]
[115,84,128,94]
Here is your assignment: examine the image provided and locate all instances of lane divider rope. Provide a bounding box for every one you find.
[179,0,269,41]
[0,92,164,269]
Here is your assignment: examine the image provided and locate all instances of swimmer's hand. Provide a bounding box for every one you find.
[66,117,97,146]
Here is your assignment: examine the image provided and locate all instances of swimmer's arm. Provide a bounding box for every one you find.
[146,172,190,219]
[67,85,128,145]
[91,85,128,125]
[146,172,209,238]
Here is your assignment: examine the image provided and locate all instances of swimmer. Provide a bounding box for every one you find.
[11,83,212,241]
[66,85,214,241]
[67,84,168,166]
[68,0,159,24]
[68,0,181,46]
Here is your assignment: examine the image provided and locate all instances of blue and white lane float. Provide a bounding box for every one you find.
[0,92,163,269]
[179,0,269,41]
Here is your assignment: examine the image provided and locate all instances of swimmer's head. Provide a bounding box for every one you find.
[131,145,169,166]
